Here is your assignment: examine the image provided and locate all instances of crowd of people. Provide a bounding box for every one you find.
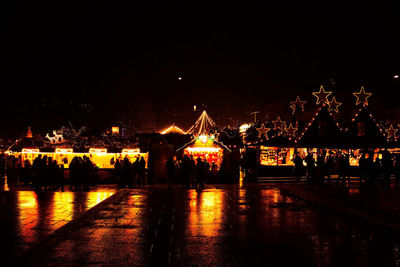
[113,156,146,188]
[0,153,99,191]
[166,155,218,189]
[3,150,400,190]
[292,150,400,186]
[69,156,99,191]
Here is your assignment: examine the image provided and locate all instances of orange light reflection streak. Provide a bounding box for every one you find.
[187,189,224,237]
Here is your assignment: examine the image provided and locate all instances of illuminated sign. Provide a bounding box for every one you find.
[22,148,39,153]
[89,148,107,154]
[111,127,120,134]
[122,148,140,154]
[199,135,208,144]
[185,147,222,153]
[55,148,73,154]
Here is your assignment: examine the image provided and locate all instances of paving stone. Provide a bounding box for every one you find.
[6,185,400,266]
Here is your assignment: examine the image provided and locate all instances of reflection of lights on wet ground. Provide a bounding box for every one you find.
[238,189,248,213]
[53,192,74,224]
[239,170,244,187]
[14,190,115,248]
[188,190,225,237]
[17,191,39,244]
[348,187,360,195]
[84,192,146,264]
[89,192,115,209]
[3,176,10,191]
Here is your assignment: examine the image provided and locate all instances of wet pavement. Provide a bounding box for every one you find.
[283,182,400,229]
[8,185,400,266]
[0,187,116,263]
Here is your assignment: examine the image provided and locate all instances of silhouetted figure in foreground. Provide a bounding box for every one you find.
[114,159,122,187]
[293,153,303,181]
[166,157,175,188]
[305,153,315,183]
[122,156,131,188]
[195,157,205,190]
[358,153,367,184]
[181,155,191,188]
[210,162,219,183]
[324,154,334,183]
[138,156,146,187]
[382,151,393,186]
[316,151,326,184]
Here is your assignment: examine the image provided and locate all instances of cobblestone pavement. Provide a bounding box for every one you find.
[0,187,116,263]
[9,185,400,266]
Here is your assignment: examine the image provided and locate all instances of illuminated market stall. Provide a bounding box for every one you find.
[342,106,389,166]
[6,127,149,169]
[242,118,299,176]
[8,147,148,169]
[178,135,228,168]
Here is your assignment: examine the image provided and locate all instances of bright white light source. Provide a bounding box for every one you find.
[394,75,399,79]
[178,77,183,80]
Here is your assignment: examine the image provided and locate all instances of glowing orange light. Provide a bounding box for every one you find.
[122,148,140,154]
[22,148,39,153]
[89,148,107,154]
[111,126,120,134]
[186,147,222,153]
[187,190,224,237]
[199,134,208,144]
[160,125,186,134]
[353,86,372,106]
[55,148,73,153]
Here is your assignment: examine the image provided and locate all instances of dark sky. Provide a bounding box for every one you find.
[1,1,400,137]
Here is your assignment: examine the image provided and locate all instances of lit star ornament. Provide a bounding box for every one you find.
[256,123,270,138]
[353,86,372,106]
[312,85,332,105]
[285,123,298,137]
[385,125,398,140]
[328,97,342,113]
[272,116,286,130]
[290,96,307,114]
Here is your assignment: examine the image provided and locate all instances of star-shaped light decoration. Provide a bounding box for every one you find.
[353,86,372,106]
[328,96,342,113]
[285,123,298,138]
[290,96,307,114]
[256,123,270,139]
[312,85,332,105]
[272,116,286,130]
[385,124,398,140]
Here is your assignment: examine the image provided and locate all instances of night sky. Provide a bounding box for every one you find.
[1,1,400,137]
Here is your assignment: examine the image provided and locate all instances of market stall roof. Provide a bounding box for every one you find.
[8,137,43,152]
[8,129,140,153]
[186,110,217,135]
[218,129,243,148]
[160,124,186,135]
[343,106,388,148]
[258,135,295,147]
[297,106,345,148]
[176,135,231,152]
[136,132,192,150]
